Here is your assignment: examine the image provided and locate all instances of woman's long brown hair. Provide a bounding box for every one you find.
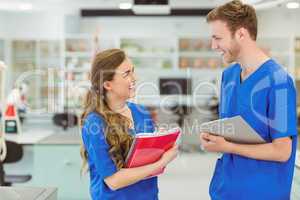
[80,49,133,173]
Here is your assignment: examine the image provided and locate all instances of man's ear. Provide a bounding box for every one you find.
[103,81,112,91]
[235,27,246,42]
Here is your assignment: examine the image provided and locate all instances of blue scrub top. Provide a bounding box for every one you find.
[210,59,298,200]
[81,102,159,200]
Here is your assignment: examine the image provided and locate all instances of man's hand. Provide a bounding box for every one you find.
[200,132,233,153]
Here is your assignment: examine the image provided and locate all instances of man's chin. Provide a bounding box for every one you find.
[129,92,136,99]
[223,56,234,65]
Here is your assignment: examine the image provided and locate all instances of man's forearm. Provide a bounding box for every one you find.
[229,138,292,162]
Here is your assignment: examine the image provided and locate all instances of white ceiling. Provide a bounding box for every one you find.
[0,0,295,14]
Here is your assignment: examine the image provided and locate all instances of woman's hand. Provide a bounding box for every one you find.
[105,145,179,190]
[159,145,179,167]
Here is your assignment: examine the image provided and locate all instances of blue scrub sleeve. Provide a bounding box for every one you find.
[82,114,117,179]
[268,77,297,140]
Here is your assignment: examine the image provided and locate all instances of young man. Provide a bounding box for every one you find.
[200,1,297,199]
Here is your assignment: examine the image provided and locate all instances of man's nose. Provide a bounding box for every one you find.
[211,40,218,50]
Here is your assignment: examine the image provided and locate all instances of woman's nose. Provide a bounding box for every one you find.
[131,72,137,82]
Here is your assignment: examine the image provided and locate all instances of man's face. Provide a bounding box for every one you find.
[209,20,241,64]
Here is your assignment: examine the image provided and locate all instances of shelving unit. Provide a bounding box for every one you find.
[121,37,175,69]
[11,40,38,109]
[37,40,63,112]
[178,37,224,70]
[2,35,297,113]
[63,35,93,113]
[9,39,64,112]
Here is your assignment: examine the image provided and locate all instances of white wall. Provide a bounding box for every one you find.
[0,11,64,39]
[78,8,300,38]
[0,7,299,40]
[257,7,300,37]
[79,17,209,37]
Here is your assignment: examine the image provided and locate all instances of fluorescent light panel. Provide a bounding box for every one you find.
[119,2,133,10]
[286,1,300,9]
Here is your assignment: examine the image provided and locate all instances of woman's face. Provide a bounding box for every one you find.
[104,57,136,101]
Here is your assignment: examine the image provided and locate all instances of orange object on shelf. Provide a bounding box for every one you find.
[193,39,205,51]
[193,58,204,68]
[179,57,190,68]
[179,39,190,51]
[5,104,17,117]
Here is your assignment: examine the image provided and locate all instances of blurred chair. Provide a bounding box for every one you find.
[52,113,78,130]
[169,104,192,127]
[0,160,4,185]
[1,141,32,186]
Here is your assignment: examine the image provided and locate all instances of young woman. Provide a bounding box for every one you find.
[80,49,178,200]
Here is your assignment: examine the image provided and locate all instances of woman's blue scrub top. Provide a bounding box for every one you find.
[210,59,298,200]
[81,102,158,200]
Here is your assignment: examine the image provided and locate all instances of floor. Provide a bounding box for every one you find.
[158,152,300,200]
[4,147,300,200]
[159,152,218,200]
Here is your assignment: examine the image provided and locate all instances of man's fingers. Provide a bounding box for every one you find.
[202,133,218,142]
[208,135,218,142]
[201,132,210,140]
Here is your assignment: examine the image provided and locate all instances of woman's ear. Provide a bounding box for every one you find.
[103,81,112,91]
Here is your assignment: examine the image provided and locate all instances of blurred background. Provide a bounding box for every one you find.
[0,0,300,199]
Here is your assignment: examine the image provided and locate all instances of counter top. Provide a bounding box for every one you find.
[5,131,54,145]
[38,133,82,145]
[4,119,81,145]
[0,186,57,200]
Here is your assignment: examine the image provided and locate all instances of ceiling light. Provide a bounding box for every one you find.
[0,3,33,11]
[19,3,33,11]
[119,2,133,10]
[286,1,300,9]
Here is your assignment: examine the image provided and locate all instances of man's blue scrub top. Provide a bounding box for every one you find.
[81,102,159,200]
[210,59,298,200]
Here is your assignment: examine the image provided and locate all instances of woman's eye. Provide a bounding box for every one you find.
[123,72,129,77]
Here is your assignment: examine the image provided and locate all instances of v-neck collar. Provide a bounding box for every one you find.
[127,102,137,134]
[238,59,272,86]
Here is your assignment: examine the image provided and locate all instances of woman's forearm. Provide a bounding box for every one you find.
[104,160,164,190]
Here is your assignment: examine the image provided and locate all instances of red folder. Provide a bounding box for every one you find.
[125,129,181,178]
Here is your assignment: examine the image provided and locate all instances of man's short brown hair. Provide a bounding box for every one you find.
[206,0,258,41]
